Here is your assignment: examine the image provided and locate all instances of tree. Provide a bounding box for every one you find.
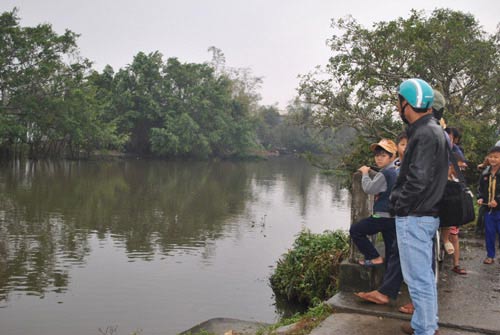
[207,46,262,115]
[107,50,259,158]
[0,8,79,156]
[0,9,118,158]
[254,102,348,156]
[298,9,499,168]
[150,112,210,157]
[106,51,165,155]
[0,10,260,160]
[255,105,282,149]
[152,56,258,158]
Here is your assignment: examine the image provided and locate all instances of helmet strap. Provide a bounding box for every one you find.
[400,102,410,125]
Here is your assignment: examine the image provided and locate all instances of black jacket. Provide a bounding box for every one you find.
[477,166,500,211]
[390,114,449,216]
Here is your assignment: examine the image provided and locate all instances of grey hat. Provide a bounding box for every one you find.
[432,90,446,110]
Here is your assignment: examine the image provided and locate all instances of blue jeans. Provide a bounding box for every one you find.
[396,216,439,335]
[484,210,500,258]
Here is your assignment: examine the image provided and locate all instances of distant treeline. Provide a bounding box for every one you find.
[0,9,342,160]
[4,8,497,165]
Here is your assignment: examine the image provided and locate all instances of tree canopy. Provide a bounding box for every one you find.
[0,9,262,159]
[0,9,107,158]
[101,50,260,158]
[298,9,499,168]
[1,8,498,163]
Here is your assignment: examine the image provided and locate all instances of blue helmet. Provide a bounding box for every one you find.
[398,79,434,109]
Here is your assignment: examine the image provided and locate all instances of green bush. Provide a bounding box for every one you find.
[256,303,333,335]
[270,229,349,306]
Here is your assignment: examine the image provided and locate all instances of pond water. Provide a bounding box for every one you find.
[0,157,350,335]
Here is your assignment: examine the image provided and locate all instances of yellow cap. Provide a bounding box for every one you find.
[369,139,397,155]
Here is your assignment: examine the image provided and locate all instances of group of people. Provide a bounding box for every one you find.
[348,78,500,335]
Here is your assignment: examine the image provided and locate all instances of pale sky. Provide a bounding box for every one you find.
[1,0,499,110]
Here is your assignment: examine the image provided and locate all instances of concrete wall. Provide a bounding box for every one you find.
[339,171,385,292]
[349,171,373,262]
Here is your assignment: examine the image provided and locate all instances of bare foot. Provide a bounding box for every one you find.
[399,302,414,314]
[354,290,389,305]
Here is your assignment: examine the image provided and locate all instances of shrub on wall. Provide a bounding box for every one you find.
[270,229,349,306]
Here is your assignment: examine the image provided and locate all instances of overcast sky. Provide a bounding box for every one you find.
[2,0,499,110]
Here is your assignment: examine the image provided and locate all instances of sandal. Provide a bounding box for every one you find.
[483,257,494,265]
[451,265,467,275]
[398,302,414,315]
[358,259,381,267]
[354,291,389,305]
[444,241,454,255]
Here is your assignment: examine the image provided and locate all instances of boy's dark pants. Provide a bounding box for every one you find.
[349,216,396,262]
[379,239,403,299]
[485,210,500,258]
[379,234,440,300]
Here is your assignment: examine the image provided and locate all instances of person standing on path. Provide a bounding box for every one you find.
[477,146,500,265]
[391,79,448,335]
[354,90,446,315]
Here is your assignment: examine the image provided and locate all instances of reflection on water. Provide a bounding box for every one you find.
[0,158,350,335]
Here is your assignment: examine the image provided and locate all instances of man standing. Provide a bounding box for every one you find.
[391,79,448,335]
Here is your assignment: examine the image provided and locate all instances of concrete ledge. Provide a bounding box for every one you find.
[330,234,500,335]
[327,291,411,321]
[310,313,486,335]
[179,318,270,335]
[337,259,386,292]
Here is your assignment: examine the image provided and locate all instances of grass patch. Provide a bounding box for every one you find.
[257,303,333,335]
[181,330,215,335]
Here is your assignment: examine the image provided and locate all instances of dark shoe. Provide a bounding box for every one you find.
[401,323,439,334]
[401,323,413,334]
[483,257,494,264]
